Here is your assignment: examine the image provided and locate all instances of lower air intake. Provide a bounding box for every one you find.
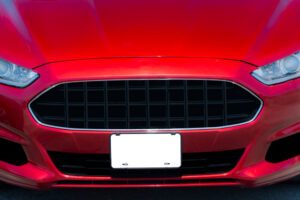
[266,133,300,163]
[48,149,244,177]
[0,138,27,166]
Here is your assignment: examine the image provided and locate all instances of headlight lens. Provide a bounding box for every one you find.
[0,59,39,87]
[252,52,300,85]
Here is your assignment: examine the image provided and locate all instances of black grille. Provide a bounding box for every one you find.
[49,149,244,177]
[30,80,261,129]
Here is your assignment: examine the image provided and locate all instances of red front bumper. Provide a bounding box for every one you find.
[1,58,300,189]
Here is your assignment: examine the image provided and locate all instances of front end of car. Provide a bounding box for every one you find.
[1,55,300,189]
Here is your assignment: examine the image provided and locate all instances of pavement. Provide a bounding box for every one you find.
[1,177,300,200]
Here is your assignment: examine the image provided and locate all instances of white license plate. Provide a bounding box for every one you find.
[111,133,181,169]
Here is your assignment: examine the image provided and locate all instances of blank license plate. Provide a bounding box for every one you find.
[111,133,181,169]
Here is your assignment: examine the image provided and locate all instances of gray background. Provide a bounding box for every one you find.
[1,177,300,200]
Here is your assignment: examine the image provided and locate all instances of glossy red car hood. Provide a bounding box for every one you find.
[0,0,299,68]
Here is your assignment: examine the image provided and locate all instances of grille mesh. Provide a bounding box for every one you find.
[30,80,261,129]
[49,149,244,177]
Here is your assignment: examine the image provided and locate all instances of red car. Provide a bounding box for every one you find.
[0,0,300,189]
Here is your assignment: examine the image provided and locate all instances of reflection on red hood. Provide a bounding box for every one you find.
[0,0,299,68]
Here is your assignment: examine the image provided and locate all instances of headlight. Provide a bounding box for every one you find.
[0,59,39,87]
[252,52,300,85]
